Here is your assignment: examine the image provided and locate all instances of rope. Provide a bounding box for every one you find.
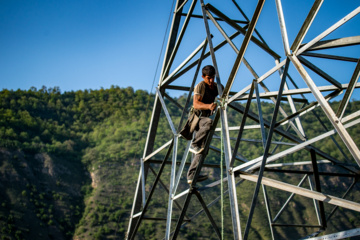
[220,113,224,239]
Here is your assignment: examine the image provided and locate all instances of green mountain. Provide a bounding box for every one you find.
[0,86,359,239]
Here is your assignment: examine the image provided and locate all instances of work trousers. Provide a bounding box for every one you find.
[187,117,212,179]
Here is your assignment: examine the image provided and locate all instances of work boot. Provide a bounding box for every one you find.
[187,174,208,184]
[189,146,204,155]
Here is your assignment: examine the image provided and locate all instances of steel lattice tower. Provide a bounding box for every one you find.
[126,1,360,239]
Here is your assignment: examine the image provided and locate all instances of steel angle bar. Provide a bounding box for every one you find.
[230,80,256,167]
[264,169,357,178]
[276,57,306,137]
[220,109,243,240]
[171,179,247,239]
[179,12,248,24]
[128,140,174,240]
[208,16,262,83]
[307,175,322,226]
[174,0,188,13]
[262,185,275,240]
[337,58,360,119]
[142,217,189,222]
[239,173,360,212]
[291,0,323,53]
[140,158,146,206]
[297,7,360,55]
[173,140,191,195]
[161,38,208,87]
[143,94,162,158]
[144,140,173,161]
[243,58,290,240]
[304,228,360,240]
[326,179,358,222]
[194,190,222,239]
[255,81,267,148]
[165,136,178,239]
[148,166,189,218]
[126,168,145,240]
[163,92,184,111]
[230,138,296,146]
[312,110,351,162]
[171,179,235,239]
[310,150,327,228]
[215,125,261,131]
[275,0,291,56]
[160,0,186,80]
[269,124,292,156]
[156,87,177,135]
[265,160,330,168]
[235,117,360,173]
[272,174,308,223]
[236,83,359,100]
[275,90,343,128]
[283,82,306,138]
[231,0,268,46]
[222,0,265,97]
[205,8,238,55]
[168,31,240,85]
[304,36,360,52]
[228,100,303,145]
[298,55,342,89]
[173,188,189,201]
[177,38,207,131]
[290,55,360,166]
[227,99,355,169]
[342,110,360,124]
[286,70,308,100]
[200,0,223,97]
[172,110,221,239]
[301,52,359,63]
[258,77,306,140]
[206,3,280,59]
[228,59,287,103]
[210,144,249,163]
[272,224,322,228]
[162,0,197,79]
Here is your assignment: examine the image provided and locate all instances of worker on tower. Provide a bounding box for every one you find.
[180,65,219,184]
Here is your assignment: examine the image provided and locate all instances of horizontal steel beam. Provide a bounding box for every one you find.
[234,83,360,100]
[239,173,360,212]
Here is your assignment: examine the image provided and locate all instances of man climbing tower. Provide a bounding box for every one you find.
[185,65,219,184]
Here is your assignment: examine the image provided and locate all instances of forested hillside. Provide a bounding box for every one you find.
[0,86,359,239]
[0,86,153,239]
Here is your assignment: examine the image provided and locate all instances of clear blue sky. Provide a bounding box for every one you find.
[0,0,174,93]
[0,0,359,95]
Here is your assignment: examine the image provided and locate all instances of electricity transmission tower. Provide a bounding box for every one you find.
[126,1,360,239]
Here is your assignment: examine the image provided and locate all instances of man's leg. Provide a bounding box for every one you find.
[187,117,212,183]
[192,117,212,148]
[187,153,202,180]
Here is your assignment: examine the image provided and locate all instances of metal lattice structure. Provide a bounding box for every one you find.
[126,1,360,239]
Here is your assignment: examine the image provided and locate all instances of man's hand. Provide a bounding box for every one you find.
[209,102,217,111]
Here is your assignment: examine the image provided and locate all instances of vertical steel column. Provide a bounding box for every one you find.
[128,140,174,240]
[310,150,327,229]
[243,58,290,240]
[336,59,360,119]
[165,136,178,239]
[262,185,275,240]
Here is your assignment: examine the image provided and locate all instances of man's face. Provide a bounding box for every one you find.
[202,74,215,87]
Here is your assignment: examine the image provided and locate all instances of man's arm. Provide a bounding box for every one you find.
[193,94,217,111]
